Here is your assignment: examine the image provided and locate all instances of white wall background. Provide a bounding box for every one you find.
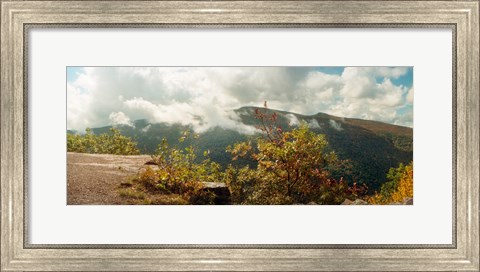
[28,28,452,244]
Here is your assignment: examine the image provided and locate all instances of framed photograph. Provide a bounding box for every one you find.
[1,0,478,271]
[66,65,413,206]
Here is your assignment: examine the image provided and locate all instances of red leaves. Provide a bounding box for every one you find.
[271,112,277,121]
[253,102,284,145]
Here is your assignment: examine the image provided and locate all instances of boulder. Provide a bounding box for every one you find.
[352,199,368,205]
[341,199,368,205]
[144,160,157,166]
[202,182,231,204]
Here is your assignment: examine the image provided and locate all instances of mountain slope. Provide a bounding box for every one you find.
[72,107,413,191]
[234,107,412,189]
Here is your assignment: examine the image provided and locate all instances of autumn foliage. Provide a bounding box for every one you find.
[71,104,412,205]
[127,130,222,204]
[367,162,413,204]
[224,107,367,204]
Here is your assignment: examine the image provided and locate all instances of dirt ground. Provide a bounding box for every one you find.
[67,152,151,205]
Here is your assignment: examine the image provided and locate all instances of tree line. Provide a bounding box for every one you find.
[67,106,413,205]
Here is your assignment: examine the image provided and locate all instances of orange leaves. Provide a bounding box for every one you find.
[368,162,413,204]
[130,131,220,204]
[390,165,413,203]
[226,104,365,204]
[227,141,253,161]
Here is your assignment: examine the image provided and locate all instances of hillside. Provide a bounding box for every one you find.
[69,107,413,191]
[235,107,413,189]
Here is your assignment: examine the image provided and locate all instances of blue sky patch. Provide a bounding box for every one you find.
[67,67,85,82]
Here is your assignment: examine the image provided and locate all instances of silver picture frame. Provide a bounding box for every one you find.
[1,1,478,271]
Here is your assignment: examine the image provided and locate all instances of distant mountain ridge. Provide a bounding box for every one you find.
[68,107,413,190]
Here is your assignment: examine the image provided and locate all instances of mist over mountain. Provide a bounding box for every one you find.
[68,107,412,190]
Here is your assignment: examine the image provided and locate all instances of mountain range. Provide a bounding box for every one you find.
[68,107,413,191]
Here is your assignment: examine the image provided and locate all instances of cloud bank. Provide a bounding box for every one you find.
[67,67,413,133]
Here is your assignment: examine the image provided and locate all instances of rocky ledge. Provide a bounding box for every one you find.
[341,197,413,205]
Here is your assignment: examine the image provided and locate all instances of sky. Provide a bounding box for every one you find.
[67,67,413,133]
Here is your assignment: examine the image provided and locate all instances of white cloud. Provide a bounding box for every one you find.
[67,83,93,132]
[395,109,413,127]
[324,69,411,126]
[370,67,409,78]
[308,119,321,129]
[329,120,343,131]
[407,88,414,104]
[67,67,413,133]
[123,96,258,134]
[286,114,300,126]
[141,124,152,133]
[109,111,132,126]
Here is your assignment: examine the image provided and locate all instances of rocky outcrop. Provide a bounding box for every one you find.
[341,197,413,205]
[341,199,369,205]
[353,199,368,205]
[202,182,231,205]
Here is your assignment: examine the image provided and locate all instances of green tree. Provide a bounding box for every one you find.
[67,128,140,155]
[368,162,413,204]
[226,107,365,204]
[131,130,221,204]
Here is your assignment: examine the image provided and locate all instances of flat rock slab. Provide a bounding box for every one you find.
[67,152,151,205]
[67,152,230,205]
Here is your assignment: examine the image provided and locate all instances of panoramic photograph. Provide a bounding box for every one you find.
[67,66,413,205]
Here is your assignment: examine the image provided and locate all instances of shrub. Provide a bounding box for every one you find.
[67,128,140,155]
[368,162,413,204]
[119,104,373,205]
[129,131,221,204]
[225,106,366,204]
[119,188,146,200]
